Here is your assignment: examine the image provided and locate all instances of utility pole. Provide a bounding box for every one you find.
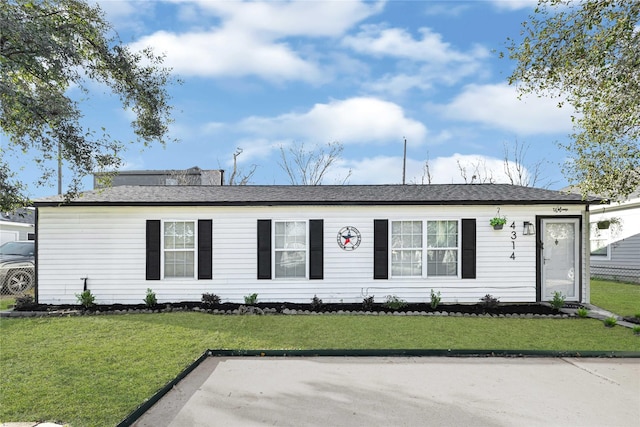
[402,137,407,185]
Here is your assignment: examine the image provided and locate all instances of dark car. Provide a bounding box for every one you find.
[0,241,35,294]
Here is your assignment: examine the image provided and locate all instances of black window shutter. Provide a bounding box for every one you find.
[461,218,476,279]
[309,219,324,280]
[373,219,388,279]
[198,220,213,280]
[257,220,272,279]
[146,220,161,280]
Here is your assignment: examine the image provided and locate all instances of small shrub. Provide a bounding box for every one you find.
[311,295,323,311]
[576,307,589,318]
[550,291,566,310]
[202,293,221,306]
[633,326,640,336]
[490,216,507,227]
[144,288,157,307]
[479,294,499,309]
[384,295,407,310]
[244,293,258,305]
[635,313,640,321]
[362,296,375,311]
[14,294,35,310]
[430,289,441,309]
[75,289,96,309]
[603,316,617,328]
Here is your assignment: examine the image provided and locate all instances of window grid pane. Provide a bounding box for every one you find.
[274,221,307,278]
[590,223,609,257]
[164,221,196,278]
[426,220,459,277]
[164,221,195,249]
[391,221,422,277]
[164,249,195,278]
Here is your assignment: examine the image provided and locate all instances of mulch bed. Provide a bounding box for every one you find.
[12,301,566,316]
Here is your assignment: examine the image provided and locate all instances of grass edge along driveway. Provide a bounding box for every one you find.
[2,313,640,427]
[590,279,640,318]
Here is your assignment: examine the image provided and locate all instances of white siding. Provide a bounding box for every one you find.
[0,223,34,243]
[36,204,587,304]
[590,200,640,283]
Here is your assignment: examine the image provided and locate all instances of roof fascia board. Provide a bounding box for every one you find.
[33,200,599,208]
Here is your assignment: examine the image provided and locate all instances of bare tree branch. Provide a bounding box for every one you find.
[457,158,495,184]
[503,140,555,188]
[421,152,433,185]
[278,141,350,185]
[227,148,257,185]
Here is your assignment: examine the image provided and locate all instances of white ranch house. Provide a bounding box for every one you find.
[33,184,600,305]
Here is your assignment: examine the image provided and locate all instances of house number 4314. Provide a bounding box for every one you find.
[510,221,517,260]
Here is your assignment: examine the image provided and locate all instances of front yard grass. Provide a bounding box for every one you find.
[0,297,14,311]
[591,279,640,318]
[1,312,639,426]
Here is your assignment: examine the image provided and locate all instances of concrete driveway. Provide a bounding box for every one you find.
[133,357,640,427]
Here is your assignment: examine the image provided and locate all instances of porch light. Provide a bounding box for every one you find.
[523,221,535,236]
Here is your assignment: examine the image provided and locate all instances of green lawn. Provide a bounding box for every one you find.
[0,297,14,311]
[591,279,640,318]
[1,312,639,426]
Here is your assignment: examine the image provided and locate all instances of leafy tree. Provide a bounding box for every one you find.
[1,0,175,210]
[507,0,639,200]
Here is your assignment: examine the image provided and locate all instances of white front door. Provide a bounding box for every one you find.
[541,218,580,301]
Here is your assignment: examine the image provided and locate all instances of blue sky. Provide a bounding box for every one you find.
[15,0,580,198]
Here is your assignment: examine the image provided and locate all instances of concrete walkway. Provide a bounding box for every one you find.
[133,356,640,427]
[561,303,639,329]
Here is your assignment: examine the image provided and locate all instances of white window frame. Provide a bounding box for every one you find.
[390,219,461,279]
[161,220,197,280]
[426,220,460,278]
[589,222,611,260]
[390,220,423,277]
[273,220,308,279]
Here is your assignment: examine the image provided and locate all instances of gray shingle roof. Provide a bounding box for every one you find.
[0,208,35,224]
[33,184,602,207]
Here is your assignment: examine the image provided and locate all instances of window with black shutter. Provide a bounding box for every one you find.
[374,219,389,279]
[198,219,213,280]
[461,218,476,279]
[309,219,324,280]
[146,220,161,280]
[257,219,272,279]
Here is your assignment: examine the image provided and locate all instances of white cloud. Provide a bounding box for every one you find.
[490,0,538,11]
[364,58,488,95]
[343,25,489,94]
[337,152,530,185]
[94,0,137,18]
[331,156,409,184]
[423,3,471,17]
[229,138,284,166]
[94,0,154,32]
[235,97,428,147]
[129,0,383,81]
[343,25,488,63]
[439,83,575,134]
[181,0,385,37]
[428,153,513,184]
[130,29,322,82]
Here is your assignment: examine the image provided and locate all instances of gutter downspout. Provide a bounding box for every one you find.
[585,203,590,304]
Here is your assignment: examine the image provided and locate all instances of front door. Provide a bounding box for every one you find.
[541,218,580,301]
